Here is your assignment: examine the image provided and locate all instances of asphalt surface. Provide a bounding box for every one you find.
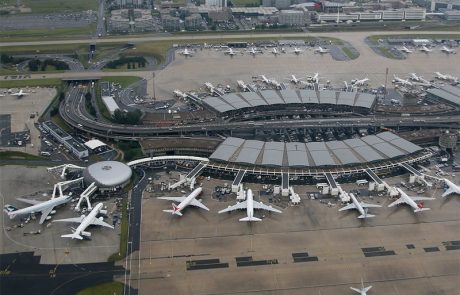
[0,252,128,295]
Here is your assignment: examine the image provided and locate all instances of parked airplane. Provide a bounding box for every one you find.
[442,178,460,197]
[271,47,280,55]
[441,46,456,54]
[408,73,432,86]
[338,193,381,219]
[173,89,187,99]
[159,187,209,216]
[307,72,320,84]
[388,188,435,212]
[237,80,249,91]
[259,75,271,84]
[286,75,305,84]
[351,77,369,86]
[393,75,413,87]
[179,48,193,57]
[399,46,413,53]
[292,47,303,54]
[218,188,281,221]
[314,46,329,54]
[350,279,372,295]
[269,79,282,89]
[246,47,260,56]
[4,194,72,224]
[419,45,432,53]
[224,48,239,56]
[53,202,113,240]
[434,72,459,83]
[11,89,29,98]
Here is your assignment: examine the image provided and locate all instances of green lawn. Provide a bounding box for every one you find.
[0,78,62,88]
[0,25,96,41]
[230,0,260,6]
[0,151,44,160]
[75,281,124,295]
[342,47,358,60]
[51,113,72,132]
[1,0,98,13]
[368,33,460,44]
[108,197,128,262]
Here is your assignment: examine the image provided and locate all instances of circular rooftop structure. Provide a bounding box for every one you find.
[83,161,132,189]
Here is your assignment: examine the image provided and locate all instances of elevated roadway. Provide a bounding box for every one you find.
[60,87,460,139]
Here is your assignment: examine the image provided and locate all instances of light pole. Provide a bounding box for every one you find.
[152,72,156,101]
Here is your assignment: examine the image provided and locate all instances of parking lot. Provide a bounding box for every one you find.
[127,169,460,295]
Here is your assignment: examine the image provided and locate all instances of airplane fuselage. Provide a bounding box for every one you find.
[7,195,71,219]
[74,203,104,235]
[246,189,255,219]
[175,187,203,213]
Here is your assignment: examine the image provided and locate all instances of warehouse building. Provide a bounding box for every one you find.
[426,85,460,107]
[42,121,89,159]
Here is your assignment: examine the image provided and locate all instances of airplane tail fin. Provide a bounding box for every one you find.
[162,203,183,216]
[358,214,375,219]
[239,216,261,222]
[414,208,430,213]
[61,233,83,240]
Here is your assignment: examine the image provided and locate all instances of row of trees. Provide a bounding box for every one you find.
[28,59,69,71]
[106,56,147,69]
[113,109,142,125]
[85,92,97,117]
[1,54,27,65]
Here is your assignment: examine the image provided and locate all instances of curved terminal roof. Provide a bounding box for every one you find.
[83,161,132,187]
[202,89,376,113]
[209,132,422,168]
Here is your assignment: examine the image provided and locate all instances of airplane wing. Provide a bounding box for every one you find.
[442,188,455,198]
[16,197,42,205]
[411,197,435,201]
[53,215,85,224]
[388,197,405,207]
[218,201,247,214]
[360,202,382,208]
[90,217,114,229]
[39,206,55,224]
[338,203,357,211]
[157,197,186,202]
[189,199,210,211]
[350,287,361,293]
[252,200,282,213]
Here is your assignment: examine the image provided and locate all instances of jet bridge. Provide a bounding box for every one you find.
[281,173,289,197]
[366,168,398,196]
[169,162,207,191]
[400,163,432,187]
[324,173,339,196]
[185,93,201,103]
[51,177,84,198]
[47,164,84,179]
[232,170,246,193]
[75,182,97,211]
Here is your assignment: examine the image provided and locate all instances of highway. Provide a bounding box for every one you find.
[60,86,460,139]
[2,30,459,47]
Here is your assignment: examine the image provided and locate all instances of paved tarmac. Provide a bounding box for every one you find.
[2,31,458,100]
[129,172,460,295]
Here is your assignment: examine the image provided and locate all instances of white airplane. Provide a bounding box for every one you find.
[408,73,432,86]
[419,45,432,53]
[173,89,187,99]
[53,202,113,240]
[271,47,280,55]
[388,188,435,213]
[159,187,209,216]
[351,77,369,87]
[307,72,320,84]
[441,46,456,54]
[399,46,413,53]
[218,188,281,221]
[269,79,282,89]
[292,47,303,54]
[11,89,29,98]
[286,75,305,84]
[434,72,459,83]
[246,47,260,56]
[4,194,72,224]
[442,178,460,198]
[393,75,413,87]
[350,279,372,295]
[338,193,381,219]
[224,48,239,56]
[314,46,329,54]
[237,80,249,91]
[259,75,271,84]
[179,48,193,57]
